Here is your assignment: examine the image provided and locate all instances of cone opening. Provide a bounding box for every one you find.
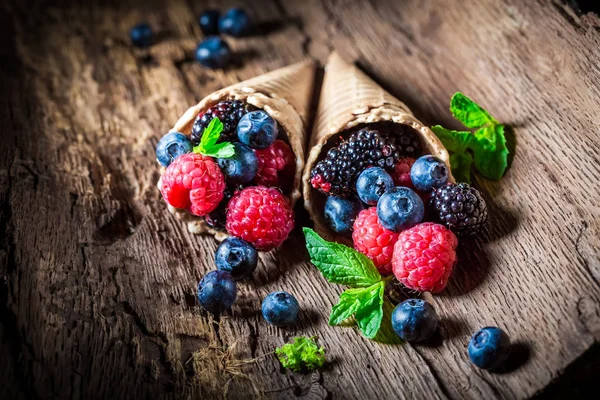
[308,121,431,242]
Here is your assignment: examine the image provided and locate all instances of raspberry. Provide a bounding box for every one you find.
[391,157,416,189]
[253,140,295,189]
[226,186,294,251]
[392,222,458,293]
[160,153,225,216]
[352,207,399,274]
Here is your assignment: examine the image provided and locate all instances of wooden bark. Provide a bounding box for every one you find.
[1,0,599,399]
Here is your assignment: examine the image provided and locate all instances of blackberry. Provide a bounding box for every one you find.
[429,183,488,236]
[191,100,253,145]
[389,128,422,158]
[205,185,238,230]
[310,129,400,197]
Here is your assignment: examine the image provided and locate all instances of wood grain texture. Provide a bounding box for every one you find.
[1,0,599,399]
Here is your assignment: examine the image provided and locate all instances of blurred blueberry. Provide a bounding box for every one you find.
[130,23,152,47]
[195,37,232,69]
[199,10,220,35]
[219,8,252,37]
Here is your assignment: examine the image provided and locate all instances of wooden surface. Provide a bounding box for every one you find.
[1,0,600,399]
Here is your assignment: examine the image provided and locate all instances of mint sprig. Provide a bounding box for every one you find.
[303,228,390,339]
[192,117,235,158]
[432,92,509,183]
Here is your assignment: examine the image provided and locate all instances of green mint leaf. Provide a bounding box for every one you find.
[275,336,326,372]
[328,287,368,326]
[472,125,508,180]
[192,117,236,158]
[431,125,474,153]
[303,228,382,287]
[354,282,385,339]
[450,92,498,129]
[472,125,497,147]
[449,152,473,184]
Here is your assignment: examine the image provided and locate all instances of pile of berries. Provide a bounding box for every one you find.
[157,100,296,252]
[197,236,301,327]
[312,129,489,293]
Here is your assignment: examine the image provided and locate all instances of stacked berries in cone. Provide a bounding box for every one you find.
[304,52,488,293]
[157,60,316,251]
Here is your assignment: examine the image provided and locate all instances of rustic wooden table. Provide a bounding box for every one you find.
[1,0,600,399]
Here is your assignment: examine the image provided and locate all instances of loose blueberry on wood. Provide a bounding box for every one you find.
[391,299,439,342]
[215,237,258,280]
[262,291,299,326]
[219,8,252,37]
[197,271,237,314]
[199,10,220,35]
[195,37,232,69]
[468,327,511,370]
[130,23,152,47]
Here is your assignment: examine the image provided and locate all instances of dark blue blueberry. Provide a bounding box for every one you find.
[217,143,258,184]
[215,237,258,280]
[195,37,232,69]
[199,10,220,36]
[197,271,237,314]
[324,196,363,234]
[410,155,449,192]
[156,132,193,167]
[261,291,299,327]
[391,299,438,342]
[468,327,511,370]
[237,110,278,149]
[377,187,424,232]
[130,23,152,47]
[356,167,394,205]
[219,8,252,37]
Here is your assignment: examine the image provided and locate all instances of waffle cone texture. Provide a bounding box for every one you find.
[159,60,316,240]
[302,52,453,244]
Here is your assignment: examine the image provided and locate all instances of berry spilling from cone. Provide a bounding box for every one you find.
[157,100,296,251]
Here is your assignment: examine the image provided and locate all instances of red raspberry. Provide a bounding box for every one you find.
[254,140,295,189]
[160,153,225,217]
[391,157,416,189]
[226,186,294,251]
[392,222,458,293]
[352,207,399,274]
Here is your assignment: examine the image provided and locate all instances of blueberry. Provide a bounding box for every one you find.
[130,23,152,47]
[468,327,511,370]
[195,37,232,69]
[237,111,278,149]
[391,299,438,342]
[410,155,449,192]
[199,10,220,35]
[156,132,193,167]
[219,8,252,37]
[324,196,363,234]
[377,187,424,232]
[261,291,299,326]
[197,271,237,314]
[217,143,258,184]
[215,237,258,280]
[356,167,394,205]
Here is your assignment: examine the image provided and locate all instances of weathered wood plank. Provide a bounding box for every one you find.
[1,0,599,399]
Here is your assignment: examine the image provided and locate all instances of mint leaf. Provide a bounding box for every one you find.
[192,117,235,158]
[354,282,385,339]
[432,125,474,153]
[449,152,473,184]
[450,92,498,129]
[329,282,385,339]
[303,228,382,287]
[472,125,497,147]
[472,125,508,180]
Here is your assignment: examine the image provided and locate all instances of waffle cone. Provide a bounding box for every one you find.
[303,52,452,244]
[162,60,316,240]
